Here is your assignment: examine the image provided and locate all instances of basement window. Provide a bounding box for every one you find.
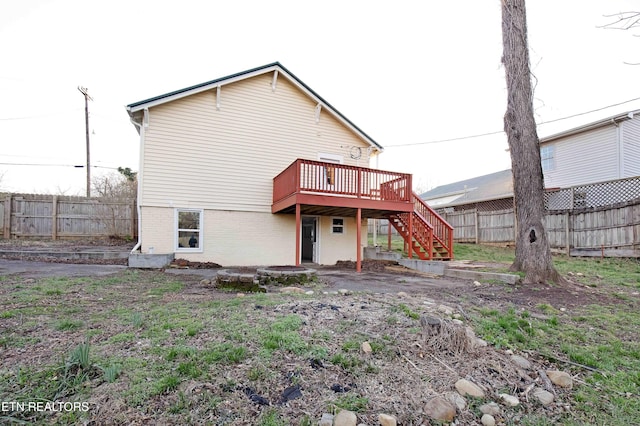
[331,218,345,234]
[176,209,203,251]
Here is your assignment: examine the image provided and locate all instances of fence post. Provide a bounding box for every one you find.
[513,209,518,244]
[52,195,58,240]
[564,211,570,255]
[474,209,479,244]
[635,210,639,251]
[130,199,136,238]
[3,194,11,239]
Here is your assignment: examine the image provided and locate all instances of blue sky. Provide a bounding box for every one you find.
[1,0,638,194]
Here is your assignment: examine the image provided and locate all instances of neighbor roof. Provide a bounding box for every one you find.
[540,108,640,143]
[419,169,513,207]
[126,62,383,152]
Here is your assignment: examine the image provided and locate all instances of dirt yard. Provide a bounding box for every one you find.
[1,241,637,425]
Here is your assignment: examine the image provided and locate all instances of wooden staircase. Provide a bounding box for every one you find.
[388,192,454,260]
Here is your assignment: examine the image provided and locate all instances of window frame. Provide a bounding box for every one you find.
[317,152,343,164]
[331,217,345,234]
[175,208,204,253]
[318,153,343,188]
[540,144,555,172]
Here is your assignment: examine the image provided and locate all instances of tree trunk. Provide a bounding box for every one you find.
[501,0,564,284]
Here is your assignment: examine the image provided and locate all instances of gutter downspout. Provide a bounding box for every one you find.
[129,109,147,254]
[610,118,623,179]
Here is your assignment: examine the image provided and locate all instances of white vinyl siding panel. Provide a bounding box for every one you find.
[140,74,371,211]
[140,207,361,266]
[622,117,640,177]
[543,126,618,188]
[317,216,364,265]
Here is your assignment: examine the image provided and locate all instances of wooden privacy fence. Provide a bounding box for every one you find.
[441,199,640,257]
[1,193,137,240]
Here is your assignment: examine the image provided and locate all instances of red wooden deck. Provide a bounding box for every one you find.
[272,159,453,270]
[272,159,414,216]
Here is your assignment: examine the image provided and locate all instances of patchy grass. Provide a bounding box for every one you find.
[460,243,640,425]
[1,248,638,425]
[453,242,515,264]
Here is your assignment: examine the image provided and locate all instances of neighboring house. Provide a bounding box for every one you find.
[127,63,453,269]
[421,109,640,211]
[541,109,640,189]
[419,169,514,212]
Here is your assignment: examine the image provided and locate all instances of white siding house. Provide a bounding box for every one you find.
[421,109,640,211]
[622,115,640,177]
[126,63,453,268]
[541,110,640,189]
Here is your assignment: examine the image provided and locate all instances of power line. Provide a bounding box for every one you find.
[0,162,84,167]
[0,109,82,121]
[386,131,504,148]
[385,96,640,148]
[0,162,117,169]
[536,96,640,125]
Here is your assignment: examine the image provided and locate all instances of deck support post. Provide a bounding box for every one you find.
[295,204,301,266]
[388,217,392,251]
[356,208,362,272]
[408,212,413,259]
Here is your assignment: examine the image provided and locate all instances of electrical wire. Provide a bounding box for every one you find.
[388,130,505,147]
[385,95,640,148]
[0,109,82,121]
[0,162,117,169]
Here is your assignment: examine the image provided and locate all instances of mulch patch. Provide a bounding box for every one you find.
[170,258,223,269]
[334,259,399,272]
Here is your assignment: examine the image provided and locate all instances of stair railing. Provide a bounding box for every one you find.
[412,193,453,258]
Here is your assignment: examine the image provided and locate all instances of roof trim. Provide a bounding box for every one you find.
[540,109,640,144]
[429,192,515,209]
[126,62,383,152]
[422,188,474,201]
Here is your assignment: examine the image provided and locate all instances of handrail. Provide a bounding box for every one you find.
[412,192,454,256]
[273,159,412,204]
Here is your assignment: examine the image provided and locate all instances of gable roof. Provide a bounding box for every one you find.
[540,108,640,143]
[419,169,513,207]
[126,62,383,152]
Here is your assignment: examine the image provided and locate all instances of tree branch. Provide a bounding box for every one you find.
[599,12,640,30]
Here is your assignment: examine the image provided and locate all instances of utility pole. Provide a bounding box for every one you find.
[78,86,93,197]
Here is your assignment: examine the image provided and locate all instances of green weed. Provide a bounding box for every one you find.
[330,394,369,412]
[54,318,84,331]
[148,281,184,296]
[258,409,287,426]
[329,353,363,372]
[131,312,144,328]
[101,364,121,383]
[177,361,202,378]
[202,343,248,364]
[152,375,180,395]
[109,332,135,344]
[69,340,91,370]
[397,303,420,320]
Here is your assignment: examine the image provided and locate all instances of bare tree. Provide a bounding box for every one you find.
[600,11,640,65]
[601,11,640,31]
[92,168,137,199]
[91,168,137,238]
[501,0,564,284]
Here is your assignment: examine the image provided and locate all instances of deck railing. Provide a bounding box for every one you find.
[413,194,454,253]
[273,159,412,204]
